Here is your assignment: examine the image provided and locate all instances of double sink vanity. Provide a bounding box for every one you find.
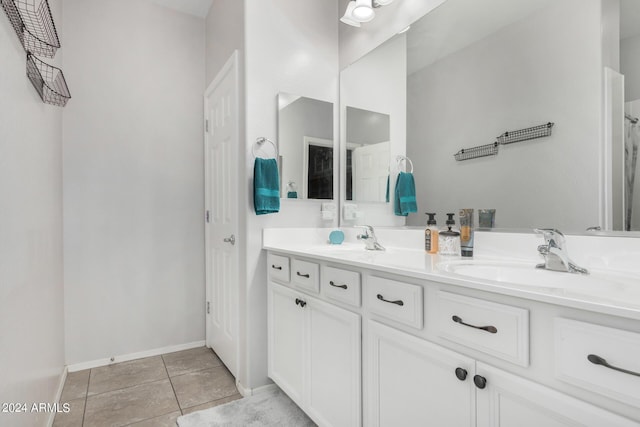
[264,228,640,426]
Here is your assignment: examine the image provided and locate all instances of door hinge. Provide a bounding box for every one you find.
[206,210,210,223]
[205,119,209,132]
[207,301,210,314]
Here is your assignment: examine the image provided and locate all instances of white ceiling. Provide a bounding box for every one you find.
[151,0,213,18]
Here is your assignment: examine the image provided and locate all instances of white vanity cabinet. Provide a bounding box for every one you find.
[265,250,640,427]
[367,319,637,427]
[268,279,361,427]
[366,320,476,427]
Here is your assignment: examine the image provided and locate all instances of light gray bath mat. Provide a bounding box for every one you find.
[177,387,316,427]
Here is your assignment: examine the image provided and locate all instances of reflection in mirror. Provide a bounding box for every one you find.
[346,106,390,202]
[277,93,334,200]
[622,0,640,230]
[340,34,407,225]
[340,0,640,232]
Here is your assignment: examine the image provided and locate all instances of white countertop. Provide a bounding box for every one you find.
[263,228,640,321]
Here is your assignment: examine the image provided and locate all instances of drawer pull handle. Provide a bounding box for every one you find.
[452,315,498,334]
[455,367,468,381]
[295,298,307,308]
[271,265,283,270]
[473,375,487,389]
[377,294,404,306]
[587,354,640,377]
[296,272,310,278]
[329,280,348,290]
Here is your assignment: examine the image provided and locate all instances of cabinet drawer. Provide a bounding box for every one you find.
[435,291,529,367]
[291,259,320,294]
[268,253,290,283]
[321,266,361,307]
[555,318,640,407]
[367,276,423,329]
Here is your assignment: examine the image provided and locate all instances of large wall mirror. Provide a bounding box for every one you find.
[278,93,334,200]
[339,0,640,233]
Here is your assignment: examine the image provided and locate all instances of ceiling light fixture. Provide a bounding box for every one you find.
[352,0,375,22]
[341,0,395,27]
[340,1,361,27]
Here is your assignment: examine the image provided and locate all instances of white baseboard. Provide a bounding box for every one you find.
[47,366,68,427]
[66,340,206,372]
[235,381,277,397]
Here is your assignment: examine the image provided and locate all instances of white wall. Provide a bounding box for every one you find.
[243,0,339,389]
[206,0,245,85]
[341,34,407,226]
[622,34,640,102]
[338,0,446,68]
[0,1,65,425]
[62,0,206,365]
[406,0,603,231]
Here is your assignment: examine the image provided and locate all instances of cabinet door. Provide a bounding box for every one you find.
[476,363,638,427]
[307,297,361,427]
[367,320,475,427]
[268,282,306,405]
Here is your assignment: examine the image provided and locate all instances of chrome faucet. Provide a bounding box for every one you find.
[356,225,385,251]
[534,228,588,274]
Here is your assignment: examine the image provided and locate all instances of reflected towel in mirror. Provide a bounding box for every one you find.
[394,172,417,216]
[254,158,280,215]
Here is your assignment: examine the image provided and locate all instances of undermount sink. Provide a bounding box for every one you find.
[436,260,639,294]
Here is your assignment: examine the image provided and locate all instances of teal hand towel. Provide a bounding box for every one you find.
[394,172,417,216]
[254,158,280,215]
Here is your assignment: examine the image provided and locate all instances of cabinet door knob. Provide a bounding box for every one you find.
[296,272,310,278]
[455,367,468,381]
[271,264,282,270]
[473,375,487,389]
[295,298,307,308]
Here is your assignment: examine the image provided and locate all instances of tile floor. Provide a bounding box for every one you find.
[53,347,241,427]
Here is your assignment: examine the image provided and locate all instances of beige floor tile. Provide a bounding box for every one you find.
[170,366,238,409]
[125,410,180,427]
[52,398,85,427]
[84,379,179,427]
[180,393,242,415]
[88,356,167,396]
[162,347,222,377]
[61,370,90,401]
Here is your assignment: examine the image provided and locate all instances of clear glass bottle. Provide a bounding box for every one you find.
[439,213,461,256]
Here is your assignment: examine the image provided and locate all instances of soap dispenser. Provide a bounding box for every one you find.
[439,213,461,256]
[425,213,439,254]
[286,181,298,199]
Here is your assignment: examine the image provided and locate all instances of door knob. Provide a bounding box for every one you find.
[223,234,235,245]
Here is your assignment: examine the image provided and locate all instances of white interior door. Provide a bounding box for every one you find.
[205,51,239,378]
[353,141,390,202]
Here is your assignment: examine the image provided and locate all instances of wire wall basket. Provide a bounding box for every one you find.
[26,53,71,106]
[454,142,498,161]
[496,122,554,145]
[454,122,554,161]
[1,0,60,58]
